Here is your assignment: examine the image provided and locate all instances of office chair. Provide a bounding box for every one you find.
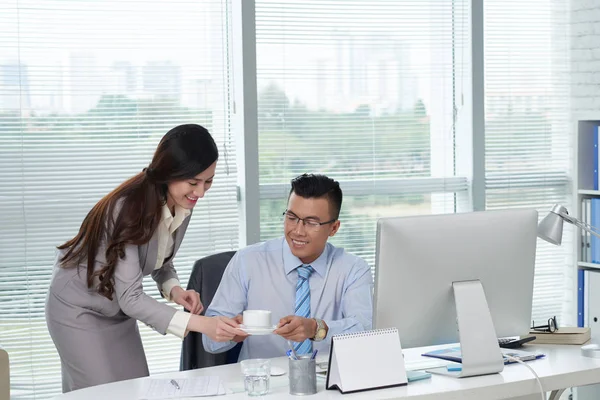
[180,250,242,370]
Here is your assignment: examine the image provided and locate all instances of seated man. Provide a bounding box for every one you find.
[203,173,373,360]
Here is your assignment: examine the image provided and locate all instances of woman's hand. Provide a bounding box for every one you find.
[232,314,249,343]
[170,286,203,314]
[204,316,248,342]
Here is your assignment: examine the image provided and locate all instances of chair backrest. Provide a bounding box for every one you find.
[180,251,242,370]
[0,348,9,400]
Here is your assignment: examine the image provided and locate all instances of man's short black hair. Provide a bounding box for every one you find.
[289,173,343,220]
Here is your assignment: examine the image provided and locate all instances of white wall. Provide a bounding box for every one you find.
[572,0,600,114]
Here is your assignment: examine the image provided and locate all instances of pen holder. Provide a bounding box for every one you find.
[289,355,317,395]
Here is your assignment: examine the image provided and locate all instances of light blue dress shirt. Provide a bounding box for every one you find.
[203,237,373,361]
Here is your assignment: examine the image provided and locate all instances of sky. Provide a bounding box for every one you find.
[0,0,565,115]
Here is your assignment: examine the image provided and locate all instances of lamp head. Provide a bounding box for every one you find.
[538,204,569,246]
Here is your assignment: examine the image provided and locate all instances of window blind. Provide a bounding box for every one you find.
[255,0,471,269]
[484,0,572,323]
[0,1,237,398]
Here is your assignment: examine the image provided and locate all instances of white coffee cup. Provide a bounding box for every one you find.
[243,310,272,328]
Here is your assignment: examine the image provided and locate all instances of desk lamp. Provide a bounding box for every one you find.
[539,203,600,358]
[538,204,600,245]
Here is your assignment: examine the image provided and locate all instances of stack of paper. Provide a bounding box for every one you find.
[140,376,225,399]
[521,327,591,345]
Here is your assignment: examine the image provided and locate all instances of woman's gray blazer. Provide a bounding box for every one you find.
[45,207,192,393]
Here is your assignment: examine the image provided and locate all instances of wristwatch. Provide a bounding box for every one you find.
[312,318,327,342]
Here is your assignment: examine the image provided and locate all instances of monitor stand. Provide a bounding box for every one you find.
[428,280,505,378]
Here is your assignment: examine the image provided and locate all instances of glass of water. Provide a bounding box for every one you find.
[240,358,270,396]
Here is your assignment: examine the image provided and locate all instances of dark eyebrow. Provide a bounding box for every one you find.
[190,175,215,182]
[286,210,321,221]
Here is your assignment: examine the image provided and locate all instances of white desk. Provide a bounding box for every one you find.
[52,344,600,400]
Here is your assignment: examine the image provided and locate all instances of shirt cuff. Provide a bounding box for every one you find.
[166,310,192,339]
[161,278,181,301]
[323,319,344,342]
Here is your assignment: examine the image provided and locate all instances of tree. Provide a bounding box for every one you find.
[89,94,138,117]
[486,110,551,173]
[354,104,371,117]
[258,83,290,130]
[413,99,426,117]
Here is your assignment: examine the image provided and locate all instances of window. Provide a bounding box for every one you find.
[484,0,572,323]
[255,0,573,326]
[0,1,236,397]
[255,0,471,267]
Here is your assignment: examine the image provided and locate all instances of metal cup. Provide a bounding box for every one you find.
[289,355,317,395]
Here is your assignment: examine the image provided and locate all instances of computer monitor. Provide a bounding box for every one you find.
[373,209,538,376]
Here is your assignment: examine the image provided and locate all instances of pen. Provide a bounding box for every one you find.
[286,349,298,360]
[310,349,318,360]
[170,379,180,390]
[287,340,299,359]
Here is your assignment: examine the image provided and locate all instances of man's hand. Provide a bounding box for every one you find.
[232,314,249,343]
[274,316,316,342]
[170,287,203,314]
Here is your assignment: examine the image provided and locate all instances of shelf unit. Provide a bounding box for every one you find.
[573,118,600,400]
[574,119,600,330]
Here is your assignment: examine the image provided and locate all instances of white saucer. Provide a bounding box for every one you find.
[316,362,328,372]
[239,324,277,335]
[270,366,286,376]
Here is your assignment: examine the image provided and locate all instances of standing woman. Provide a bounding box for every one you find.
[46,124,241,392]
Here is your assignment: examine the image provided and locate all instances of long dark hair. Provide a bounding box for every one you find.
[58,124,219,300]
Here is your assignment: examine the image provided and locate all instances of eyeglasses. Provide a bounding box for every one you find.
[531,316,558,333]
[282,210,336,232]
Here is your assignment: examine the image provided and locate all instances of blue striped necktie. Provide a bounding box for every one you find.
[294,264,314,354]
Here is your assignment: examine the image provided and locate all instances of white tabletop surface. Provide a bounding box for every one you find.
[52,344,600,400]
